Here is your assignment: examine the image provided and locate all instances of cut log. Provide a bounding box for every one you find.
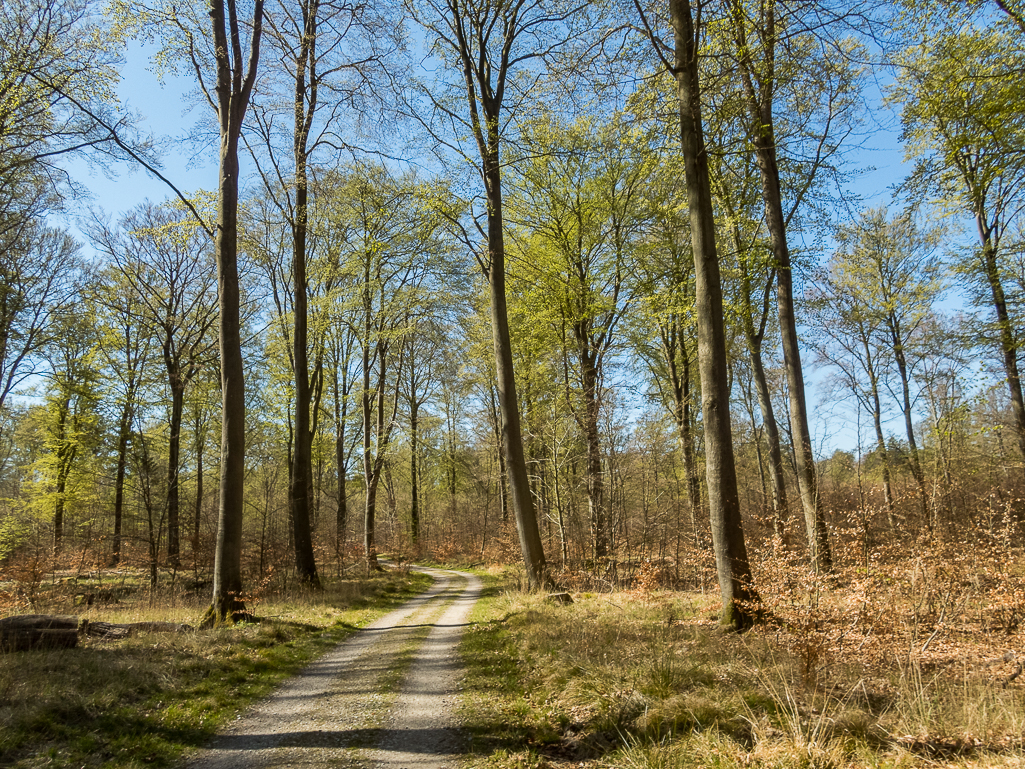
[0,615,79,652]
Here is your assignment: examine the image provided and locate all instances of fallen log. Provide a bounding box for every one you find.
[81,620,193,639]
[1,615,195,651]
[0,615,79,652]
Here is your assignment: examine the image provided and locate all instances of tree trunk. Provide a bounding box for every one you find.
[730,0,829,571]
[576,330,607,561]
[410,401,420,547]
[488,383,509,525]
[863,340,894,528]
[748,340,790,542]
[484,153,548,589]
[733,235,789,543]
[287,0,321,589]
[0,615,79,652]
[334,362,348,555]
[112,400,131,566]
[979,234,1025,474]
[660,314,702,541]
[362,340,396,572]
[755,138,830,571]
[203,0,264,627]
[671,0,758,630]
[889,316,928,526]
[166,381,184,566]
[194,415,204,544]
[52,400,74,555]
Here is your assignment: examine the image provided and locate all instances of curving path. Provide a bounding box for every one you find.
[184,567,482,769]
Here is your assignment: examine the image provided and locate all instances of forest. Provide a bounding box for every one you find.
[1,0,1024,635]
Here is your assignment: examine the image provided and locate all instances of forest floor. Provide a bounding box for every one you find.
[459,563,1025,769]
[2,551,1025,768]
[0,564,447,768]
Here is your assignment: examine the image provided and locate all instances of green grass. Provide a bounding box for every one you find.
[0,568,432,768]
[457,580,1025,768]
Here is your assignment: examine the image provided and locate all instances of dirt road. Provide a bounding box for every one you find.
[184,567,482,769]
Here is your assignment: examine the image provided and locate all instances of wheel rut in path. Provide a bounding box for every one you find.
[184,567,483,769]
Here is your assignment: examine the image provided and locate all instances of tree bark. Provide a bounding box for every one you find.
[166,380,184,566]
[575,326,608,560]
[659,313,701,540]
[112,400,131,566]
[287,0,321,589]
[410,400,420,547]
[204,0,264,626]
[730,0,830,572]
[978,233,1025,474]
[889,317,928,525]
[333,359,348,555]
[194,410,204,543]
[669,0,758,630]
[485,156,548,589]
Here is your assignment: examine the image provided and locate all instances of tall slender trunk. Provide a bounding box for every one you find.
[734,236,789,542]
[575,328,607,560]
[166,381,184,566]
[333,362,348,553]
[52,399,73,554]
[759,143,829,570]
[670,0,758,629]
[889,320,928,525]
[488,383,509,525]
[485,156,548,587]
[210,129,248,622]
[748,342,789,539]
[862,339,894,528]
[731,0,830,571]
[362,334,397,571]
[410,400,420,547]
[978,234,1025,475]
[204,0,265,626]
[678,339,702,537]
[112,400,131,565]
[194,413,204,543]
[362,333,377,569]
[288,0,320,588]
[659,313,701,540]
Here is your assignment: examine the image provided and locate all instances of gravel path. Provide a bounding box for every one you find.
[184,567,482,769]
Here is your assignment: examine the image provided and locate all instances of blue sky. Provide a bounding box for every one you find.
[66,41,218,221]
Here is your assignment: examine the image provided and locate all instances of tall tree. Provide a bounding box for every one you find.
[327,164,443,571]
[830,208,943,524]
[404,0,597,588]
[245,0,398,588]
[507,114,649,563]
[39,303,99,553]
[635,0,759,629]
[0,219,81,415]
[720,0,865,572]
[895,25,1025,478]
[91,202,219,567]
[91,265,154,565]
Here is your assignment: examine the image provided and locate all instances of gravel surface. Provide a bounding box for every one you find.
[184,567,482,769]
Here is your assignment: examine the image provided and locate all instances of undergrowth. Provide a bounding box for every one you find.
[459,562,1025,769]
